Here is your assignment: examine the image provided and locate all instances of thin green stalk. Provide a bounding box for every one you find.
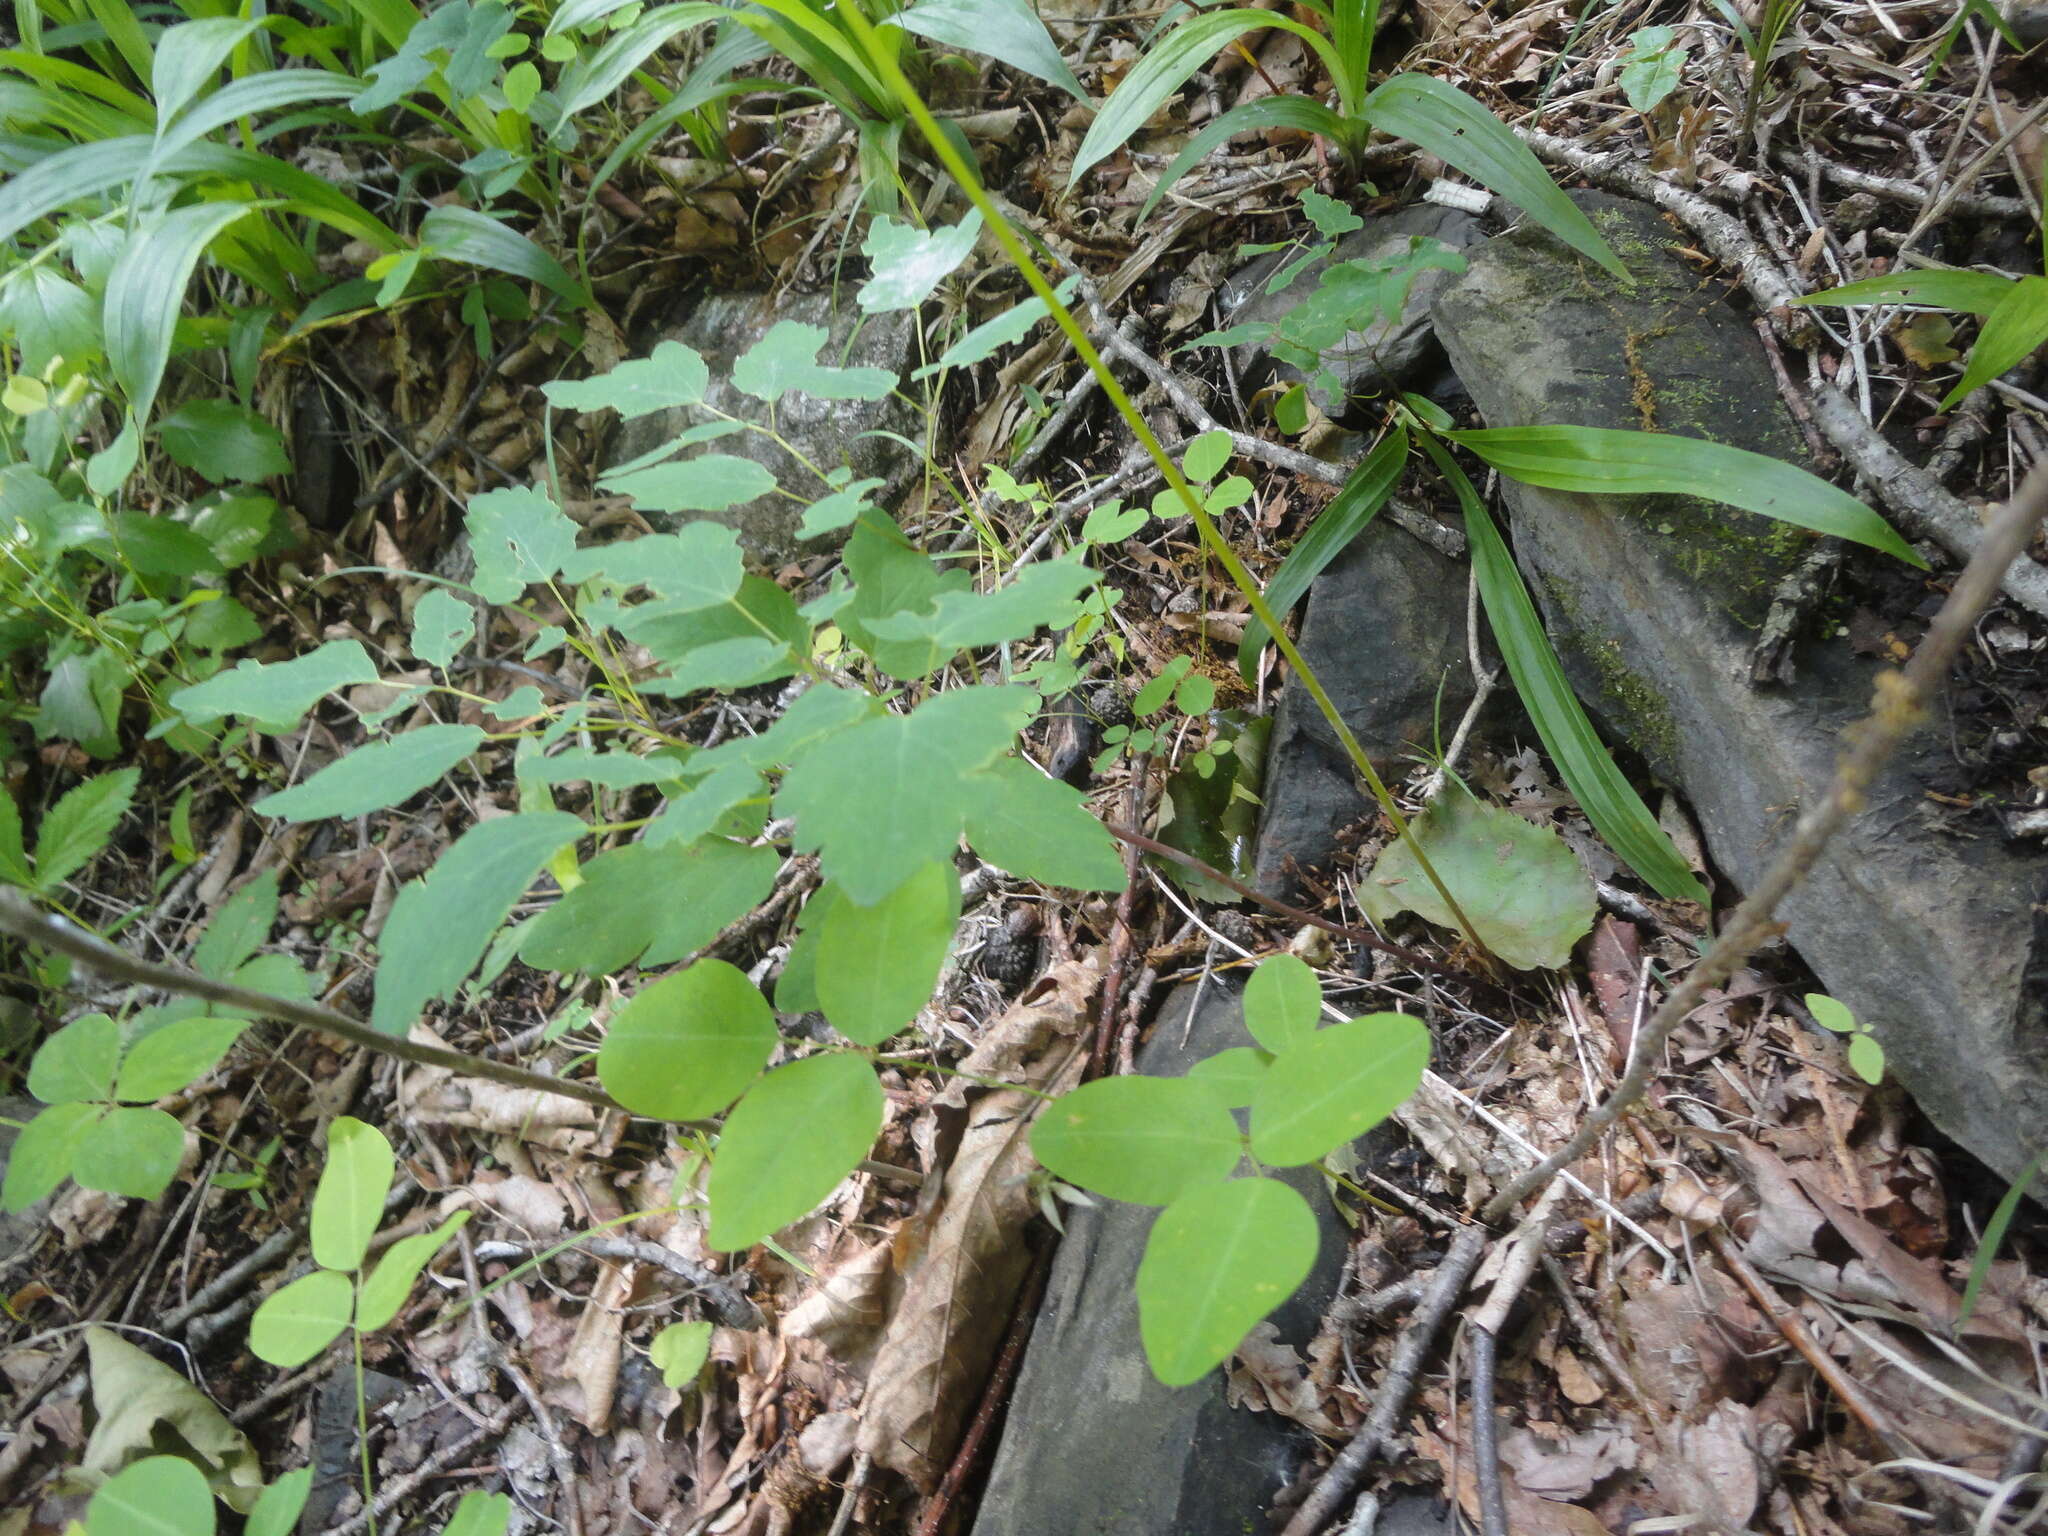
[836,5,1492,961]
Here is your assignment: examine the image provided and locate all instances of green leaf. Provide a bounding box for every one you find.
[961,756,1127,891]
[1360,787,1595,970]
[411,589,476,669]
[467,485,579,602]
[596,960,777,1120]
[190,494,285,570]
[1030,1075,1242,1205]
[1136,1178,1318,1385]
[777,686,1036,904]
[1422,439,1708,903]
[1618,27,1686,111]
[1070,9,1331,186]
[73,1106,186,1198]
[1249,1013,1429,1166]
[370,812,585,1035]
[191,870,279,978]
[157,399,290,485]
[1846,1032,1886,1084]
[863,558,1097,655]
[1239,425,1405,679]
[558,523,745,607]
[858,211,983,313]
[105,201,253,423]
[1806,993,1856,1034]
[627,577,808,694]
[541,340,710,417]
[599,453,780,514]
[248,1269,354,1367]
[1451,424,1924,566]
[550,2,726,121]
[913,277,1081,378]
[420,205,587,306]
[85,1455,217,1536]
[254,725,486,822]
[518,747,692,791]
[1794,268,2014,317]
[0,1102,97,1211]
[441,1492,513,1536]
[797,477,888,538]
[707,1054,884,1251]
[774,883,845,1015]
[1183,429,1233,484]
[1242,954,1321,1053]
[0,790,30,886]
[1942,275,2048,408]
[311,1116,393,1271]
[152,16,262,127]
[33,767,139,891]
[169,640,378,734]
[246,1469,312,1536]
[520,838,780,974]
[115,1016,248,1103]
[1081,501,1147,543]
[1185,1047,1270,1109]
[816,859,960,1046]
[354,1212,471,1330]
[1364,73,1623,278]
[731,320,898,401]
[650,1319,714,1389]
[892,0,1086,96]
[29,1011,120,1104]
[1957,1146,2047,1331]
[104,511,225,579]
[0,264,100,373]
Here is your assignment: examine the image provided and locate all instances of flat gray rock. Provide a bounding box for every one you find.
[1254,517,1476,898]
[608,290,920,565]
[1222,203,1485,412]
[974,983,1351,1536]
[1431,190,2048,1186]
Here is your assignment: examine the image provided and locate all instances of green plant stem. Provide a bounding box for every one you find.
[837,5,1492,962]
[0,888,625,1113]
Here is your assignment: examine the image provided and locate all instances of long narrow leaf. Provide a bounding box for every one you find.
[892,0,1087,99]
[419,205,587,306]
[1363,73,1623,277]
[0,47,155,120]
[145,70,361,174]
[550,2,725,123]
[1794,268,2013,317]
[1420,435,1707,903]
[1941,274,2048,408]
[151,17,262,127]
[1450,423,1924,566]
[1956,1146,2047,1330]
[104,200,252,422]
[589,26,775,199]
[1237,424,1406,680]
[1069,8,1338,186]
[1140,95,1347,222]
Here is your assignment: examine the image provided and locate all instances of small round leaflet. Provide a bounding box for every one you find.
[1030,1075,1242,1205]
[597,961,775,1121]
[1136,1177,1318,1384]
[1250,1013,1430,1167]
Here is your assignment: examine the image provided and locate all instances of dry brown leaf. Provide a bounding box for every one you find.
[855,956,1096,1490]
[1648,1403,1761,1529]
[559,1259,632,1434]
[1224,1322,1344,1435]
[400,1028,605,1152]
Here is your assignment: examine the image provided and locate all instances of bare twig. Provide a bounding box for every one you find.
[1469,1326,1508,1536]
[1479,461,2048,1227]
[0,889,622,1114]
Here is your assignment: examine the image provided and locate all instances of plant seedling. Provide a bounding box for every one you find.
[1807,993,1886,1085]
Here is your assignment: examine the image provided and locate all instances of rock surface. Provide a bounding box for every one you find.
[1430,190,2048,1185]
[609,290,921,565]
[1222,203,1485,413]
[973,983,1352,1536]
[1254,517,1478,898]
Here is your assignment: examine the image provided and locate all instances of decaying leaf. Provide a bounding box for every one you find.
[854,954,1098,1490]
[79,1328,264,1511]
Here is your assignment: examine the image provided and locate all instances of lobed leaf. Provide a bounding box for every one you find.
[858,211,983,313]
[731,320,897,401]
[170,639,378,734]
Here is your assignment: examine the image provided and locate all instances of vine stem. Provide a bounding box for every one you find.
[0,888,624,1114]
[834,5,1493,965]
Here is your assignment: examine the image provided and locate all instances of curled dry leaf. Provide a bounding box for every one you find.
[400,1024,605,1152]
[1223,1321,1343,1435]
[854,954,1098,1490]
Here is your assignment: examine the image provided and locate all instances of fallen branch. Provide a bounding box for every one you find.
[0,888,622,1114]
